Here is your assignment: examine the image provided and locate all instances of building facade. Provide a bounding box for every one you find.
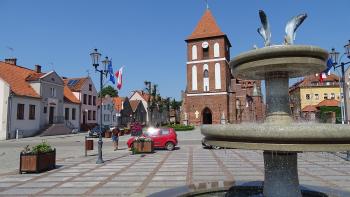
[97,95,118,127]
[289,74,341,121]
[182,9,264,125]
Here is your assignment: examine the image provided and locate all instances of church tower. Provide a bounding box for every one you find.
[183,9,232,125]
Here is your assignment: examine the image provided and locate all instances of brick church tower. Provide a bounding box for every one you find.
[182,9,265,125]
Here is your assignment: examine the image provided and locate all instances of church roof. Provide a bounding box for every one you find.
[187,9,226,40]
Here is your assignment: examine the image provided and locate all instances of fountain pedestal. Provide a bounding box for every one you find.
[264,151,301,197]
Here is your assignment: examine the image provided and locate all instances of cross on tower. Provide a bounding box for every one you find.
[195,111,200,119]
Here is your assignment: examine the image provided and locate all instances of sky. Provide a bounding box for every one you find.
[1,0,350,100]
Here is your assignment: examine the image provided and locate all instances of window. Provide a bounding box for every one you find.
[88,95,92,105]
[306,94,310,100]
[29,105,35,120]
[324,93,328,99]
[315,94,319,100]
[93,96,96,106]
[192,45,197,60]
[161,129,169,135]
[203,69,209,78]
[89,84,92,91]
[215,63,221,89]
[65,108,69,120]
[113,115,116,122]
[88,110,91,120]
[50,88,56,97]
[203,64,209,92]
[72,108,76,120]
[93,111,96,120]
[214,42,220,57]
[203,46,209,59]
[17,104,24,120]
[192,65,197,90]
[83,94,87,104]
[104,114,110,121]
[331,93,335,99]
[43,106,47,114]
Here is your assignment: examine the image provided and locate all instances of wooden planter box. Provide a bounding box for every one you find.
[85,139,94,150]
[104,131,112,138]
[133,141,154,153]
[20,149,56,174]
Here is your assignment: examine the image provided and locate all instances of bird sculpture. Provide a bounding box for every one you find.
[284,13,307,45]
[257,10,271,47]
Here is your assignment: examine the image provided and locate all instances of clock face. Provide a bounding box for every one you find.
[202,42,209,49]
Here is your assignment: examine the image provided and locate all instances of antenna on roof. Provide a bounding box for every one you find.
[86,69,91,76]
[6,46,14,58]
[49,62,54,70]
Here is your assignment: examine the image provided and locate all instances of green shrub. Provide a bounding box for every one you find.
[167,124,194,131]
[22,141,53,154]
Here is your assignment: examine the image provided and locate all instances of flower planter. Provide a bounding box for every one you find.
[133,141,154,153]
[19,149,56,174]
[104,131,112,138]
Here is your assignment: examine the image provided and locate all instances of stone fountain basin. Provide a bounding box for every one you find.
[230,45,329,80]
[201,123,350,152]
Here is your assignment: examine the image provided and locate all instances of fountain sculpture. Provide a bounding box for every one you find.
[201,10,350,197]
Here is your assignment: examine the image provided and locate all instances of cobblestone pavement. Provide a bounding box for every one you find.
[0,145,350,196]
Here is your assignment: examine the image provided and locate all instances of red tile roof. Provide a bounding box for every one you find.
[25,73,45,81]
[317,99,340,107]
[113,97,125,111]
[64,86,80,104]
[290,74,340,91]
[0,61,40,98]
[131,90,150,102]
[187,9,225,40]
[130,100,140,112]
[63,77,88,92]
[302,105,318,112]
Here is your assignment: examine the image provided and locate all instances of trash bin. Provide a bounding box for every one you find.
[85,139,93,150]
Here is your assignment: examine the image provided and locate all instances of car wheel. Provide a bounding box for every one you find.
[165,142,175,151]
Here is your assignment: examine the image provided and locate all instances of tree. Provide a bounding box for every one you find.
[99,85,118,97]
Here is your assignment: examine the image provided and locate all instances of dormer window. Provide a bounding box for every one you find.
[89,84,92,91]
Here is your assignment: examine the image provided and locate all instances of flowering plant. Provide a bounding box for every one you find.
[134,136,152,143]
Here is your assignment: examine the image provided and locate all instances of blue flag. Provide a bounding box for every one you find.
[324,58,333,73]
[108,61,115,84]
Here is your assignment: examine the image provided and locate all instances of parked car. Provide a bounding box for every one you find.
[127,127,178,151]
[88,125,108,137]
[201,139,221,149]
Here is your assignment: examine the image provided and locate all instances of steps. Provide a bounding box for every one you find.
[40,124,73,136]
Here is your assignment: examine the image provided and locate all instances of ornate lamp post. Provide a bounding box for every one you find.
[330,40,350,124]
[90,48,111,164]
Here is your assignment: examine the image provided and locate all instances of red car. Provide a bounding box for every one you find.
[127,127,178,150]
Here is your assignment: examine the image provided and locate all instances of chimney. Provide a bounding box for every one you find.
[5,58,17,65]
[35,65,41,73]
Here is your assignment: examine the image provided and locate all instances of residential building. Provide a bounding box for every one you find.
[97,95,118,127]
[0,59,75,139]
[344,66,350,123]
[129,91,150,122]
[289,73,341,121]
[119,97,133,126]
[181,9,265,125]
[129,100,147,124]
[64,77,98,130]
[63,86,81,129]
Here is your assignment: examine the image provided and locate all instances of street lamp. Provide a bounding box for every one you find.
[90,48,111,164]
[330,41,350,124]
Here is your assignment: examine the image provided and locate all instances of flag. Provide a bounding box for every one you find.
[319,58,333,82]
[107,61,115,84]
[115,67,124,90]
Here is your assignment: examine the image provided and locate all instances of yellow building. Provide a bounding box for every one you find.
[289,74,340,120]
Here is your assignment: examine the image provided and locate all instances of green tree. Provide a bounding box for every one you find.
[99,85,118,97]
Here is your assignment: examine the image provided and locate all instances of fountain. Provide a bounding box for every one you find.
[200,10,350,197]
[150,10,350,197]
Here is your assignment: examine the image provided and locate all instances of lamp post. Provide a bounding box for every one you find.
[330,41,350,124]
[90,48,111,164]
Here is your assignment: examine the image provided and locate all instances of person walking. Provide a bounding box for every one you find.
[111,128,119,151]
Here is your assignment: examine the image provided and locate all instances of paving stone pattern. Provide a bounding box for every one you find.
[0,147,350,196]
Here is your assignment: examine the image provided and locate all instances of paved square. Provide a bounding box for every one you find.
[0,146,350,196]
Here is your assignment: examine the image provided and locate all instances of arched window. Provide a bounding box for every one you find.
[192,45,197,60]
[214,42,220,57]
[192,65,197,90]
[215,63,221,89]
[203,64,209,91]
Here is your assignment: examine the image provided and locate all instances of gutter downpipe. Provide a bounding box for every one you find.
[7,91,13,140]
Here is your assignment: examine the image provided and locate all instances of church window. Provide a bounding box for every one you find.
[203,46,209,59]
[192,65,197,90]
[215,63,221,89]
[192,45,198,60]
[214,42,220,57]
[203,64,209,91]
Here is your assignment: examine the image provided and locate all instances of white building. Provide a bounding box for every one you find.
[0,59,79,140]
[97,95,118,127]
[64,77,98,131]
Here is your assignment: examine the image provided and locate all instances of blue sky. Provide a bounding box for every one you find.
[0,0,349,100]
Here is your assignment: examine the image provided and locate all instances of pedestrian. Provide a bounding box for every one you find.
[111,128,119,151]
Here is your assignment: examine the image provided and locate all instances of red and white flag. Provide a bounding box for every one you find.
[115,67,124,90]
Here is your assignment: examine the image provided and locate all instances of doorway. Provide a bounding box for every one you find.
[83,112,86,125]
[202,107,212,124]
[49,107,55,124]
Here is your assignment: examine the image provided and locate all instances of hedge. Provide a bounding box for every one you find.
[167,124,195,131]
